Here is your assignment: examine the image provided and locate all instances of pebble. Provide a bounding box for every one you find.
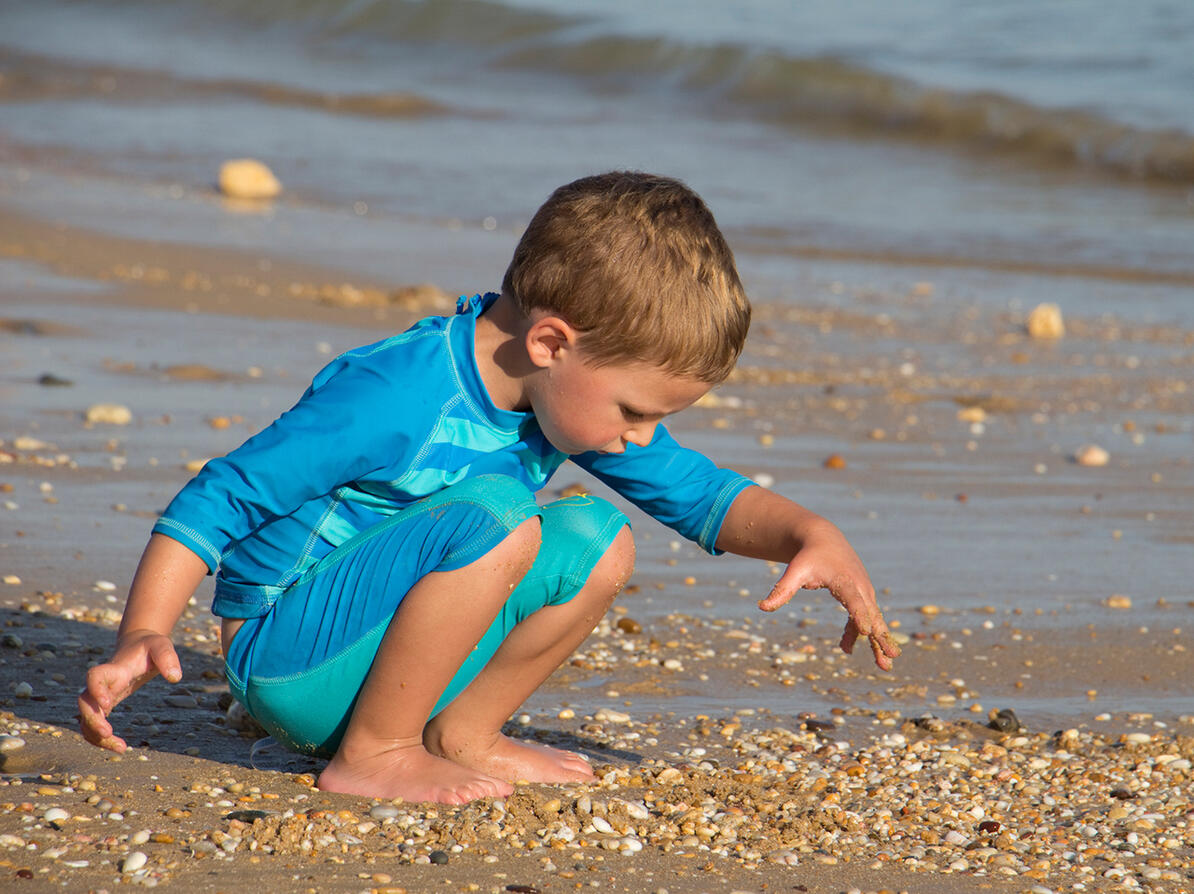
[1105,594,1133,609]
[121,851,148,873]
[615,617,642,634]
[595,708,631,724]
[218,158,282,199]
[0,735,26,752]
[85,403,133,425]
[956,406,987,423]
[1074,444,1110,466]
[43,807,69,823]
[1026,302,1065,339]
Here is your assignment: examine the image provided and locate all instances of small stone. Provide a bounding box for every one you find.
[616,617,642,634]
[85,403,133,425]
[595,708,631,724]
[919,604,941,616]
[121,851,148,873]
[13,681,33,698]
[557,708,576,720]
[956,406,987,423]
[1074,444,1110,466]
[428,849,449,865]
[2,575,19,585]
[223,809,269,823]
[0,735,26,752]
[37,373,73,387]
[218,158,282,199]
[822,453,846,469]
[558,483,588,499]
[1026,303,1065,339]
[43,807,69,823]
[370,804,400,821]
[1105,594,1132,609]
[987,708,1021,733]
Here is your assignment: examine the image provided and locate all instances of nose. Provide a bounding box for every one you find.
[623,422,657,449]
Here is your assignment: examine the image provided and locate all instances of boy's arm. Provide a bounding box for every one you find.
[716,485,900,670]
[78,533,208,752]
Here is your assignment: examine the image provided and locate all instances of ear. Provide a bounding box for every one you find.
[525,314,580,369]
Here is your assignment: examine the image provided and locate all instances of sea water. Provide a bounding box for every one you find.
[1,0,1191,323]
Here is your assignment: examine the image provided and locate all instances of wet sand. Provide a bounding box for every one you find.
[2,205,1193,893]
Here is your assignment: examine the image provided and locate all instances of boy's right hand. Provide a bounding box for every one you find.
[78,629,182,753]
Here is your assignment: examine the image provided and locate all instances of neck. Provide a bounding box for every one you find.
[473,293,536,412]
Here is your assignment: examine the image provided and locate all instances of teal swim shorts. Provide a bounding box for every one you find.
[223,474,628,757]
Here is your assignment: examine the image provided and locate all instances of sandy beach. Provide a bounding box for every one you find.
[2,194,1193,894]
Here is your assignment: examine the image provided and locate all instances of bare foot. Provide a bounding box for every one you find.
[317,742,513,805]
[432,730,595,785]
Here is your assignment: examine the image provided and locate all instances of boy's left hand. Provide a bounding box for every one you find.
[757,522,899,670]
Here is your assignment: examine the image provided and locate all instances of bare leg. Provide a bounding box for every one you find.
[424,525,634,784]
[317,518,541,804]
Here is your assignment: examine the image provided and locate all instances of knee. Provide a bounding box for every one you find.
[586,524,635,607]
[499,515,543,579]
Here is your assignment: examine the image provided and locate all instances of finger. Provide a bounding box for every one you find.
[872,628,902,659]
[148,639,182,683]
[868,633,894,671]
[757,563,815,612]
[77,691,121,750]
[839,619,859,655]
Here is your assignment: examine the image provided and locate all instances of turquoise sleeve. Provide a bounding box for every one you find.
[151,357,408,573]
[574,426,753,554]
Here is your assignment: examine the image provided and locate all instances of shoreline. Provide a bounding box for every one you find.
[3,199,1193,892]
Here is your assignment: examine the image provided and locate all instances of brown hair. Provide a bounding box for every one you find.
[502,171,751,383]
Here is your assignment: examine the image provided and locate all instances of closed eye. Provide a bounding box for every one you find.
[620,406,648,422]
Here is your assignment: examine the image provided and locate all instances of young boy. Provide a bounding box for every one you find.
[79,172,898,805]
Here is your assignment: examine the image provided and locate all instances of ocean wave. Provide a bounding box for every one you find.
[497,36,1194,184]
[0,48,449,120]
[23,0,1194,183]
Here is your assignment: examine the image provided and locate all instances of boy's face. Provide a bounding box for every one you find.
[530,355,710,456]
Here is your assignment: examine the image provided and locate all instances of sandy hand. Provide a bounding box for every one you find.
[78,631,182,752]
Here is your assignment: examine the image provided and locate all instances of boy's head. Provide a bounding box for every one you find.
[502,171,751,384]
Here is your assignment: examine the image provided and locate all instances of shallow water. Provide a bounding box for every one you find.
[3,0,1193,319]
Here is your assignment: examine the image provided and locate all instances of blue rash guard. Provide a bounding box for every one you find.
[153,292,753,619]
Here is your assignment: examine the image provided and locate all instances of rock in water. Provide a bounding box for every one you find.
[218,159,282,199]
[1074,444,1110,466]
[1026,303,1065,339]
[85,403,132,425]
